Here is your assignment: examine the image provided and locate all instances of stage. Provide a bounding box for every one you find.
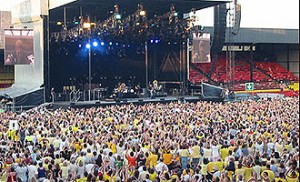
[49,95,224,109]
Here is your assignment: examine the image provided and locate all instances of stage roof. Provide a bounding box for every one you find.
[50,0,230,22]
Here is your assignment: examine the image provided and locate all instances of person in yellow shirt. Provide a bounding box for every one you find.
[220,145,229,160]
[179,146,190,170]
[182,164,194,176]
[14,130,21,142]
[261,164,275,181]
[73,138,81,152]
[243,165,253,182]
[235,163,245,182]
[163,149,172,168]
[149,150,158,168]
[285,167,299,182]
[190,142,201,170]
[76,171,88,182]
[201,158,209,181]
[149,168,157,181]
[275,173,287,182]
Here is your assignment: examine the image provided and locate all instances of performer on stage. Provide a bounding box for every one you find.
[134,83,142,97]
[150,80,162,98]
[117,82,126,99]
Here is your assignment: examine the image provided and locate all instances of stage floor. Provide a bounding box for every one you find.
[50,95,209,109]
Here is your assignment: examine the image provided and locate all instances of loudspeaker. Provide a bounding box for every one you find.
[160,98,165,101]
[138,99,143,102]
[122,99,128,103]
[211,4,227,55]
[232,3,241,35]
[95,101,100,104]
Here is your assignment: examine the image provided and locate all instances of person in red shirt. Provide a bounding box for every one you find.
[126,149,137,169]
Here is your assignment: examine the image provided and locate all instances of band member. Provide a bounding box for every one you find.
[117,82,126,99]
[134,83,142,97]
[150,80,162,98]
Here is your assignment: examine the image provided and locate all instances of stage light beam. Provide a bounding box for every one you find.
[85,43,91,49]
[92,41,98,47]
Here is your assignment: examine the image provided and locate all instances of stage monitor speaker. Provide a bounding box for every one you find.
[160,98,165,101]
[95,101,100,104]
[138,99,143,102]
[211,3,227,55]
[122,99,128,103]
[70,102,75,106]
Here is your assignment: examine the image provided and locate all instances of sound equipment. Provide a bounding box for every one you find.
[232,3,241,35]
[211,4,227,55]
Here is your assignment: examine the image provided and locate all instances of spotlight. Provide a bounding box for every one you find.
[92,41,98,47]
[174,12,178,17]
[116,43,119,46]
[150,39,154,43]
[109,42,113,46]
[115,14,121,20]
[139,10,146,16]
[83,22,91,29]
[85,43,91,49]
[101,42,105,46]
[57,21,62,26]
[155,39,159,44]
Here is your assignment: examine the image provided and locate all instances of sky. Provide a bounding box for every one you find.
[0,0,299,29]
[197,0,299,29]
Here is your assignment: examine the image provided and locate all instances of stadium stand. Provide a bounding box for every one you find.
[255,61,299,82]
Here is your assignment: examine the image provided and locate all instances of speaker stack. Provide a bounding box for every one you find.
[211,4,227,56]
[232,3,241,35]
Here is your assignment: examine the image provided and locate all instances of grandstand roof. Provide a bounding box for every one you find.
[205,27,299,44]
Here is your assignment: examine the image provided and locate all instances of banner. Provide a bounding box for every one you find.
[9,120,19,130]
[4,29,34,65]
[192,33,211,63]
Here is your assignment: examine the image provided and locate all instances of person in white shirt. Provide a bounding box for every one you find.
[138,166,149,181]
[15,162,28,182]
[211,141,220,162]
[28,161,38,182]
[155,158,168,173]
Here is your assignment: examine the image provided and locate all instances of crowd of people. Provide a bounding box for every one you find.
[0,97,299,182]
